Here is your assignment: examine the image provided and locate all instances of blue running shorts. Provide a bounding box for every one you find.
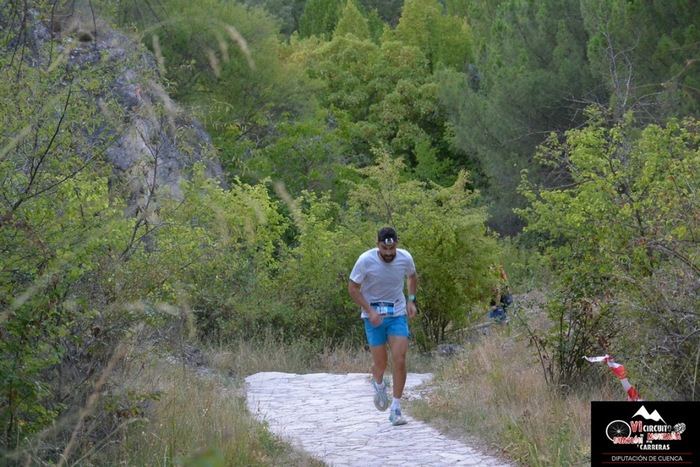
[363,314,409,347]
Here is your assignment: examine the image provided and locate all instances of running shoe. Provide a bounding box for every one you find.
[371,379,389,411]
[389,407,407,426]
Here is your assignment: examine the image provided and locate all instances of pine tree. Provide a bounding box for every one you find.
[334,0,370,40]
[299,0,344,39]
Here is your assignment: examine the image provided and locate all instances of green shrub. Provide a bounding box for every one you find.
[519,110,700,395]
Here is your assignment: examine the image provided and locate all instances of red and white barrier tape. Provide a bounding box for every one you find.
[584,354,642,401]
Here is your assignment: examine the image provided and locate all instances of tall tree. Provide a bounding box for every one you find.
[392,0,472,72]
[580,0,700,120]
[334,0,371,40]
[299,0,344,39]
[358,0,403,26]
[242,0,307,36]
[300,33,462,179]
[439,0,597,234]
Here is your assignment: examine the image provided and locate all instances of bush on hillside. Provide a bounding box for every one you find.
[519,109,699,397]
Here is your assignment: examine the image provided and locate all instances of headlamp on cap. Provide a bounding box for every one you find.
[377,227,398,245]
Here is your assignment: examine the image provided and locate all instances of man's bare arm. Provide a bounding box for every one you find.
[407,273,417,296]
[348,280,381,325]
[406,272,418,319]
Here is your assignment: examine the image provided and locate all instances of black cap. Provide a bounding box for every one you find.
[377,227,398,245]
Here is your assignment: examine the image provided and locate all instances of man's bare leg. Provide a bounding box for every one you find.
[388,336,408,398]
[369,344,388,384]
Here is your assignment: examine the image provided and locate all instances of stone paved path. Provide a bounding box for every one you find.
[245,372,512,466]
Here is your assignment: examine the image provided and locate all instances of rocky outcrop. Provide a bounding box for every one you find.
[9,6,224,215]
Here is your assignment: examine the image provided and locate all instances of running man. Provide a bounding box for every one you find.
[348,227,418,426]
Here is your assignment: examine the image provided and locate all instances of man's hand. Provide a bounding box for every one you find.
[407,301,417,319]
[367,308,383,326]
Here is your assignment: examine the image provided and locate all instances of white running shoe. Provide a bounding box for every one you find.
[371,379,389,411]
[389,407,407,426]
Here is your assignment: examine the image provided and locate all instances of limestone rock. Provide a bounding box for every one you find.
[8,6,224,215]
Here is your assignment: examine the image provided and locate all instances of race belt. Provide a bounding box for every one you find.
[370,301,395,316]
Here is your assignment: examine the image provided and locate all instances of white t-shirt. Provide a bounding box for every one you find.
[349,248,416,318]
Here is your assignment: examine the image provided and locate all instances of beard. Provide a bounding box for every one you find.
[380,253,396,263]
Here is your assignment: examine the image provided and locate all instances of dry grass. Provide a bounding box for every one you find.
[207,336,370,376]
[409,325,618,466]
[206,333,436,378]
[59,332,431,466]
[121,335,427,466]
[96,353,323,467]
[66,316,617,466]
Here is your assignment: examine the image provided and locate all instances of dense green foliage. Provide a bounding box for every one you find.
[2,0,699,463]
[441,0,700,234]
[0,39,135,450]
[299,0,344,39]
[519,110,699,397]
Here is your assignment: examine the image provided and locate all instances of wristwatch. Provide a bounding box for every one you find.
[408,294,417,303]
